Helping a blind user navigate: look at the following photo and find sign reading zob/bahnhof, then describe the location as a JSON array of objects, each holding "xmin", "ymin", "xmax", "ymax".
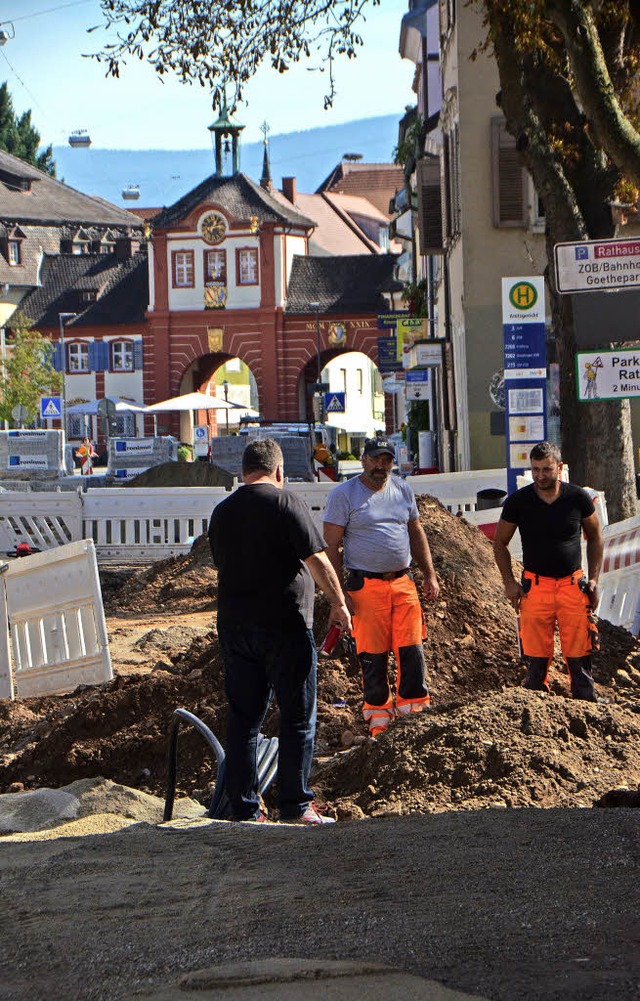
[{"xmin": 555, "ymin": 237, "xmax": 640, "ymax": 293}]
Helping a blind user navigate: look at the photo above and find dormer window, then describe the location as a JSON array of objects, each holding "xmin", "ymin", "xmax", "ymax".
[
  {"xmin": 3, "ymin": 225, "xmax": 25, "ymax": 266},
  {"xmin": 96, "ymin": 229, "xmax": 116, "ymax": 254},
  {"xmin": 82, "ymin": 291, "xmax": 97, "ymax": 303},
  {"xmin": 0, "ymin": 168, "xmax": 32, "ymax": 192},
  {"xmin": 72, "ymin": 228, "xmax": 91, "ymax": 255}
]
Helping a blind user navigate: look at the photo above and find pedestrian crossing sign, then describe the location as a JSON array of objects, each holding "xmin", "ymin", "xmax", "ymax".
[
  {"xmin": 324, "ymin": 392, "xmax": 345, "ymax": 413},
  {"xmin": 40, "ymin": 396, "xmax": 62, "ymax": 418}
]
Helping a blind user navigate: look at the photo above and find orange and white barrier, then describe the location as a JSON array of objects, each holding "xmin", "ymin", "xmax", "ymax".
[{"xmin": 598, "ymin": 515, "xmax": 640, "ymax": 634}]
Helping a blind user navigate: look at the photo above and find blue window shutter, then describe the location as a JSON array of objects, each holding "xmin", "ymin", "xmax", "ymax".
[
  {"xmin": 88, "ymin": 341, "xmax": 109, "ymax": 371},
  {"xmin": 51, "ymin": 343, "xmax": 64, "ymax": 372},
  {"xmin": 133, "ymin": 339, "xmax": 144, "ymax": 370}
]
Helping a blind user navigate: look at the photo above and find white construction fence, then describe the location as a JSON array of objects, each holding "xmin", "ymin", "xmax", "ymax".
[
  {"xmin": 0, "ymin": 539, "xmax": 112, "ymax": 700},
  {"xmin": 0, "ymin": 473, "xmax": 638, "ymax": 636}
]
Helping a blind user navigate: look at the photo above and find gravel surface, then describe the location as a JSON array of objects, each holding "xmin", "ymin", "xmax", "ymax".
[{"xmin": 1, "ymin": 809, "xmax": 639, "ymax": 1001}]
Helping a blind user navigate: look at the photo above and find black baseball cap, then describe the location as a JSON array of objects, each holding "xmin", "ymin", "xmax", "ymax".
[{"xmin": 362, "ymin": 437, "xmax": 395, "ymax": 458}]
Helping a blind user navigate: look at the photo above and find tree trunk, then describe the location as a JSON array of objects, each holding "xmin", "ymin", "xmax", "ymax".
[
  {"xmin": 487, "ymin": 10, "xmax": 637, "ymax": 524},
  {"xmin": 548, "ymin": 244, "xmax": 636, "ymax": 522}
]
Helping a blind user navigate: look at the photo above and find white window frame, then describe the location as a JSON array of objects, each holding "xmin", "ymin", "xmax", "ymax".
[
  {"xmin": 8, "ymin": 240, "xmax": 20, "ymax": 265},
  {"xmin": 204, "ymin": 249, "xmax": 227, "ymax": 282},
  {"xmin": 67, "ymin": 342, "xmax": 89, "ymax": 372},
  {"xmin": 112, "ymin": 341, "xmax": 134, "ymax": 372},
  {"xmin": 172, "ymin": 250, "xmax": 195, "ymax": 288},
  {"xmin": 237, "ymin": 248, "xmax": 259, "ymax": 286},
  {"xmin": 115, "ymin": 413, "xmax": 136, "ymax": 436}
]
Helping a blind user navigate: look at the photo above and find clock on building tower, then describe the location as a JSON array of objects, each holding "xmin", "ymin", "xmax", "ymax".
[{"xmin": 201, "ymin": 213, "xmax": 226, "ymax": 245}]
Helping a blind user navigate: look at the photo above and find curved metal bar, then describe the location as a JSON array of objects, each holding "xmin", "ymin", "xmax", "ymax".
[
  {"xmin": 163, "ymin": 708, "xmax": 225, "ymax": 822},
  {"xmin": 163, "ymin": 707, "xmax": 280, "ymax": 823}
]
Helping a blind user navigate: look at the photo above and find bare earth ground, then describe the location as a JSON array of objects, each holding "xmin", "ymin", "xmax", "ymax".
[{"xmin": 1, "ymin": 497, "xmax": 640, "ymax": 999}]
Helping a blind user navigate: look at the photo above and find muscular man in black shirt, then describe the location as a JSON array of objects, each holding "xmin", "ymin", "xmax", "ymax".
[{"xmin": 493, "ymin": 441, "xmax": 604, "ymax": 701}]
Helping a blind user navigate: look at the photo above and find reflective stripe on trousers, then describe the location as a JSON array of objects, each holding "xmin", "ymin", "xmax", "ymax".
[
  {"xmin": 519, "ymin": 570, "xmax": 598, "ymax": 701},
  {"xmin": 348, "ymin": 574, "xmax": 429, "ymax": 728}
]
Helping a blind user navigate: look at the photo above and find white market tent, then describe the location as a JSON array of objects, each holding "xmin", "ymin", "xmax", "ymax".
[
  {"xmin": 142, "ymin": 392, "xmax": 236, "ymax": 413},
  {"xmin": 66, "ymin": 397, "xmax": 146, "ymax": 415},
  {"xmin": 142, "ymin": 391, "xmax": 261, "ymax": 440}
]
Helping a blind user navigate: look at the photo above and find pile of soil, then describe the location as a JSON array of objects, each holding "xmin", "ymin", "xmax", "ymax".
[
  {"xmin": 1, "ymin": 495, "xmax": 639, "ymax": 818},
  {"xmin": 100, "ymin": 535, "xmax": 217, "ymax": 615},
  {"xmin": 123, "ymin": 461, "xmax": 234, "ymax": 489}
]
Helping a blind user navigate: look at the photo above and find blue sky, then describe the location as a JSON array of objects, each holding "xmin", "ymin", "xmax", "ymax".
[{"xmin": 1, "ymin": 0, "xmax": 415, "ymax": 150}]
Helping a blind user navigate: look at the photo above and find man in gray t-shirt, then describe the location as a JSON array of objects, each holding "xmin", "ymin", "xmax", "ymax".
[{"xmin": 324, "ymin": 437, "xmax": 439, "ymax": 737}]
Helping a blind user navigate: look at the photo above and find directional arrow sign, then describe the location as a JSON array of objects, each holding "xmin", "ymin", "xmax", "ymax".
[
  {"xmin": 40, "ymin": 396, "xmax": 61, "ymax": 419},
  {"xmin": 405, "ymin": 369, "xmax": 430, "ymax": 400}
]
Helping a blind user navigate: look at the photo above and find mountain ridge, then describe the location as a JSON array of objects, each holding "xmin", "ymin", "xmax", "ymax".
[{"xmin": 53, "ymin": 114, "xmax": 401, "ymax": 209}]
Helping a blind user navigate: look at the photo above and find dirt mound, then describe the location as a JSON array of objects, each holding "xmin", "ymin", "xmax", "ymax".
[
  {"xmin": 1, "ymin": 494, "xmax": 640, "ymax": 818},
  {"xmin": 101, "ymin": 534, "xmax": 217, "ymax": 615},
  {"xmin": 316, "ymin": 688, "xmax": 640, "ymax": 819},
  {"xmin": 123, "ymin": 461, "xmax": 234, "ymax": 489}
]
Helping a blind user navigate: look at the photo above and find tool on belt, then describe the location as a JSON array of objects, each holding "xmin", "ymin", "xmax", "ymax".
[{"xmin": 578, "ymin": 576, "xmax": 601, "ymax": 651}]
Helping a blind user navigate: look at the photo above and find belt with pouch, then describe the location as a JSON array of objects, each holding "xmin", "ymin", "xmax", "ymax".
[{"xmin": 358, "ymin": 568, "xmax": 410, "ymax": 581}]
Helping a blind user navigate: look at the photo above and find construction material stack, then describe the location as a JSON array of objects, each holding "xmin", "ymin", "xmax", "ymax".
[
  {"xmin": 0, "ymin": 430, "xmax": 66, "ymax": 491},
  {"xmin": 106, "ymin": 436, "xmax": 179, "ymax": 482}
]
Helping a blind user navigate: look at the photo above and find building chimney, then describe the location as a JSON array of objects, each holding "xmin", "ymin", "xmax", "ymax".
[
  {"xmin": 115, "ymin": 236, "xmax": 132, "ymax": 260},
  {"xmin": 282, "ymin": 177, "xmax": 297, "ymax": 204}
]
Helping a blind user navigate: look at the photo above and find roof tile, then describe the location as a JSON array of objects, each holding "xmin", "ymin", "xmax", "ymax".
[{"xmin": 285, "ymin": 254, "xmax": 402, "ymax": 314}]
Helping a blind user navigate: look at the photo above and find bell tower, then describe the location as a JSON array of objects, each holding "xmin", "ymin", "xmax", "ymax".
[{"xmin": 208, "ymin": 102, "xmax": 245, "ymax": 177}]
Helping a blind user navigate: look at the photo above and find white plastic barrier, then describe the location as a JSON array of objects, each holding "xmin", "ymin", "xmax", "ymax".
[
  {"xmin": 406, "ymin": 468, "xmax": 507, "ymax": 512},
  {"xmin": 82, "ymin": 486, "xmax": 230, "ymax": 562},
  {"xmin": 284, "ymin": 481, "xmax": 336, "ymax": 532},
  {"xmin": 0, "ymin": 539, "xmax": 112, "ymax": 699},
  {"xmin": 597, "ymin": 515, "xmax": 640, "ymax": 633},
  {"xmin": 0, "ymin": 491, "xmax": 82, "ymax": 553}
]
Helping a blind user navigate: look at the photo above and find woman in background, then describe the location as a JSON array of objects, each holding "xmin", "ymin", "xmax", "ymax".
[{"xmin": 76, "ymin": 436, "xmax": 98, "ymax": 475}]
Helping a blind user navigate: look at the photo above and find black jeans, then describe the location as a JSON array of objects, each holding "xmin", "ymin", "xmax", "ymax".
[{"xmin": 218, "ymin": 624, "xmax": 317, "ymax": 821}]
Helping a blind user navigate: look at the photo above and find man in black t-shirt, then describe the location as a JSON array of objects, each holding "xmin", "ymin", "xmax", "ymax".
[
  {"xmin": 493, "ymin": 441, "xmax": 604, "ymax": 701},
  {"xmin": 209, "ymin": 438, "xmax": 351, "ymax": 824}
]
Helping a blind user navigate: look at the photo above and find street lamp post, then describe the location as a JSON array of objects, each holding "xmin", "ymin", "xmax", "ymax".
[
  {"xmin": 308, "ymin": 301, "xmax": 322, "ymax": 422},
  {"xmin": 57, "ymin": 312, "xmax": 77, "ymax": 439},
  {"xmin": 222, "ymin": 379, "xmax": 229, "ymax": 435}
]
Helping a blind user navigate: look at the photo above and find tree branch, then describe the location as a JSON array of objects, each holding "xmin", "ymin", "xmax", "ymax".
[
  {"xmin": 92, "ymin": 0, "xmax": 379, "ymax": 111},
  {"xmin": 546, "ymin": 0, "xmax": 640, "ymax": 187}
]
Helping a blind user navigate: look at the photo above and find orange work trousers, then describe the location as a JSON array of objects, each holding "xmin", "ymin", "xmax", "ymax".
[
  {"xmin": 519, "ymin": 570, "xmax": 599, "ymax": 701},
  {"xmin": 347, "ymin": 572, "xmax": 429, "ymax": 729}
]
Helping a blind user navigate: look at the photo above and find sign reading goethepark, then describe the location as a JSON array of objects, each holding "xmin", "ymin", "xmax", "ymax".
[
  {"xmin": 555, "ymin": 237, "xmax": 640, "ymax": 293},
  {"xmin": 576, "ymin": 349, "xmax": 640, "ymax": 401}
]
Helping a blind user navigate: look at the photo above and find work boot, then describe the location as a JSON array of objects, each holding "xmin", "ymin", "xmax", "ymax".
[
  {"xmin": 363, "ymin": 705, "xmax": 394, "ymax": 736},
  {"xmin": 396, "ymin": 701, "xmax": 429, "ymax": 716},
  {"xmin": 369, "ymin": 725, "xmax": 388, "ymax": 738}
]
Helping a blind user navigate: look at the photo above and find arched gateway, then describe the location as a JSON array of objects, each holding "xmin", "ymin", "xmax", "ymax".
[{"xmin": 144, "ymin": 137, "xmax": 401, "ymax": 433}]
